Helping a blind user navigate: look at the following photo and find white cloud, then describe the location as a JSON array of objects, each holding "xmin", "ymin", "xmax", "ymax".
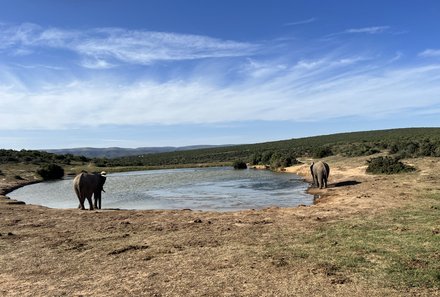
[
  {"xmin": 1, "ymin": 56, "xmax": 440, "ymax": 130},
  {"xmin": 1, "ymin": 23, "xmax": 439, "ymax": 131},
  {"xmin": 80, "ymin": 59, "xmax": 115, "ymax": 69},
  {"xmin": 419, "ymin": 49, "xmax": 440, "ymax": 57},
  {"xmin": 284, "ymin": 18, "xmax": 317, "ymax": 26},
  {"xmin": 389, "ymin": 52, "xmax": 403, "ymax": 63},
  {"xmin": 0, "ymin": 23, "xmax": 260, "ymax": 66},
  {"xmin": 345, "ymin": 26, "xmax": 390, "ymax": 34}
]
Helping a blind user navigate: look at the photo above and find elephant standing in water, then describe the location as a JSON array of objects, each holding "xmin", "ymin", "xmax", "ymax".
[
  {"xmin": 73, "ymin": 171, "xmax": 107, "ymax": 210},
  {"xmin": 310, "ymin": 161, "xmax": 330, "ymax": 189}
]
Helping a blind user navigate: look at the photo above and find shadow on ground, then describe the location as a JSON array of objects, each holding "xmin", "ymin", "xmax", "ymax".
[{"xmin": 332, "ymin": 180, "xmax": 362, "ymax": 187}]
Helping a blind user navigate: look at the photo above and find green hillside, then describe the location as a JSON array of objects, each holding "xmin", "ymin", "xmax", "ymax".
[
  {"xmin": 97, "ymin": 128, "xmax": 440, "ymax": 168},
  {"xmin": 2, "ymin": 128, "xmax": 439, "ymax": 170}
]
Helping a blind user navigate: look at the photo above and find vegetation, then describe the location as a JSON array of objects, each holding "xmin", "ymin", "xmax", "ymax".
[
  {"xmin": 96, "ymin": 128, "xmax": 440, "ymax": 168},
  {"xmin": 366, "ymin": 156, "xmax": 416, "ymax": 174},
  {"xmin": 36, "ymin": 164, "xmax": 65, "ymax": 180},
  {"xmin": 0, "ymin": 149, "xmax": 89, "ymax": 165},
  {"xmin": 265, "ymin": 191, "xmax": 440, "ymax": 288},
  {"xmin": 233, "ymin": 160, "xmax": 247, "ymax": 169},
  {"xmin": 1, "ymin": 128, "xmax": 439, "ymax": 173}
]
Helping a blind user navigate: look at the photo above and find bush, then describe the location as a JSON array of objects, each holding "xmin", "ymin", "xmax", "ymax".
[
  {"xmin": 340, "ymin": 143, "xmax": 381, "ymax": 157},
  {"xmin": 233, "ymin": 160, "xmax": 247, "ymax": 170},
  {"xmin": 37, "ymin": 164, "xmax": 65, "ymax": 180},
  {"xmin": 312, "ymin": 146, "xmax": 333, "ymax": 158},
  {"xmin": 366, "ymin": 157, "xmax": 415, "ymax": 174}
]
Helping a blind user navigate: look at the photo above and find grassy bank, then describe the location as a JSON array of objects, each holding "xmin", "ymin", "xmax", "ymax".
[{"xmin": 264, "ymin": 190, "xmax": 440, "ymax": 289}]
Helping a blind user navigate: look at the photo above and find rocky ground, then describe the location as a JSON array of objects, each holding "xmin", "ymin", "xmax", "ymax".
[{"xmin": 0, "ymin": 156, "xmax": 439, "ymax": 296}]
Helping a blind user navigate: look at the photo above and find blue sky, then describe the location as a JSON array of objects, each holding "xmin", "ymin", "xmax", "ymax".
[{"xmin": 1, "ymin": 1, "xmax": 440, "ymax": 149}]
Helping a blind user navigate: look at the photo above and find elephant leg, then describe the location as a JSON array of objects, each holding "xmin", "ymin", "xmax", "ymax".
[
  {"xmin": 77, "ymin": 196, "xmax": 86, "ymax": 210},
  {"xmin": 86, "ymin": 195, "xmax": 94, "ymax": 210},
  {"xmin": 93, "ymin": 194, "xmax": 101, "ymax": 209},
  {"xmin": 95, "ymin": 198, "xmax": 101, "ymax": 209}
]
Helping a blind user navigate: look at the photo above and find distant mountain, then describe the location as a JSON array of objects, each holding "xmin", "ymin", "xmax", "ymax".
[{"xmin": 44, "ymin": 145, "xmax": 232, "ymax": 159}]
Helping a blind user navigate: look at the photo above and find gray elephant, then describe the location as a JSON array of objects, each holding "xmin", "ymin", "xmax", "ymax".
[
  {"xmin": 310, "ymin": 161, "xmax": 330, "ymax": 189},
  {"xmin": 73, "ymin": 171, "xmax": 107, "ymax": 210}
]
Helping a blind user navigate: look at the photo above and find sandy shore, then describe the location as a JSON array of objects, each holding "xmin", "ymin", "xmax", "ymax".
[{"xmin": 1, "ymin": 156, "xmax": 439, "ymax": 296}]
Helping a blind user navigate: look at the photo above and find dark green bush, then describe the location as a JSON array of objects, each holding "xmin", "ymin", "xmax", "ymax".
[
  {"xmin": 37, "ymin": 164, "xmax": 65, "ymax": 180},
  {"xmin": 270, "ymin": 154, "xmax": 301, "ymax": 168},
  {"xmin": 366, "ymin": 157, "xmax": 415, "ymax": 174},
  {"xmin": 340, "ymin": 143, "xmax": 381, "ymax": 157},
  {"xmin": 233, "ymin": 160, "xmax": 247, "ymax": 170},
  {"xmin": 312, "ymin": 146, "xmax": 333, "ymax": 158},
  {"xmin": 261, "ymin": 151, "xmax": 273, "ymax": 164},
  {"xmin": 249, "ymin": 153, "xmax": 263, "ymax": 165}
]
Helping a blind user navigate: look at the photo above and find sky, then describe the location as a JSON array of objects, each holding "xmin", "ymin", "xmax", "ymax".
[{"xmin": 1, "ymin": 0, "xmax": 440, "ymax": 150}]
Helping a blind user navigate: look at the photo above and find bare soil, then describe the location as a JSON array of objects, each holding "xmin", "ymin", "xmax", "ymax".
[{"xmin": 1, "ymin": 156, "xmax": 439, "ymax": 296}]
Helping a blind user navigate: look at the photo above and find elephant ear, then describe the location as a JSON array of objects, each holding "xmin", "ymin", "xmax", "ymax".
[{"xmin": 98, "ymin": 172, "xmax": 107, "ymax": 188}]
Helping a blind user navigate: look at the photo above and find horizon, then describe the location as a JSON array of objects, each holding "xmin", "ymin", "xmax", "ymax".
[
  {"xmin": 34, "ymin": 126, "xmax": 440, "ymax": 151},
  {"xmin": 1, "ymin": 1, "xmax": 440, "ymax": 150}
]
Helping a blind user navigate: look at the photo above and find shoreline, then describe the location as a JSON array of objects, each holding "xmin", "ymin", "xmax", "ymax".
[{"xmin": 1, "ymin": 156, "xmax": 439, "ymax": 296}]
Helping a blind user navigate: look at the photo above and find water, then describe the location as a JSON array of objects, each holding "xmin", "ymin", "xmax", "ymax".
[{"xmin": 9, "ymin": 167, "xmax": 312, "ymax": 211}]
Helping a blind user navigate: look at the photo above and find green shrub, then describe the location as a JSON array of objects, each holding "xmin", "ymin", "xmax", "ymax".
[
  {"xmin": 261, "ymin": 151, "xmax": 273, "ymax": 164},
  {"xmin": 340, "ymin": 143, "xmax": 381, "ymax": 157},
  {"xmin": 312, "ymin": 146, "xmax": 333, "ymax": 158},
  {"xmin": 233, "ymin": 160, "xmax": 247, "ymax": 170},
  {"xmin": 366, "ymin": 157, "xmax": 415, "ymax": 174},
  {"xmin": 249, "ymin": 153, "xmax": 263, "ymax": 165},
  {"xmin": 37, "ymin": 164, "xmax": 65, "ymax": 180}
]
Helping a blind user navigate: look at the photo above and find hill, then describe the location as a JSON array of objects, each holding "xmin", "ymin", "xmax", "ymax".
[
  {"xmin": 44, "ymin": 145, "xmax": 231, "ymax": 159},
  {"xmin": 97, "ymin": 127, "xmax": 440, "ymax": 168},
  {"xmin": 2, "ymin": 128, "xmax": 440, "ymax": 169}
]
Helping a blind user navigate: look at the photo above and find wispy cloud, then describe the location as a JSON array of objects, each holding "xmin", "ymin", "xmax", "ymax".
[
  {"xmin": 80, "ymin": 59, "xmax": 115, "ymax": 69},
  {"xmin": 419, "ymin": 49, "xmax": 440, "ymax": 58},
  {"xmin": 284, "ymin": 18, "xmax": 316, "ymax": 26},
  {"xmin": 323, "ymin": 26, "xmax": 391, "ymax": 39},
  {"xmin": 0, "ymin": 23, "xmax": 260, "ymax": 66},
  {"xmin": 389, "ymin": 51, "xmax": 403, "ymax": 63},
  {"xmin": 1, "ymin": 22, "xmax": 439, "ymax": 132},
  {"xmin": 1, "ymin": 53, "xmax": 440, "ymax": 130},
  {"xmin": 345, "ymin": 26, "xmax": 390, "ymax": 34}
]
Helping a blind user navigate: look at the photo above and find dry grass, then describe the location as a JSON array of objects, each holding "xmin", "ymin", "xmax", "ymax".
[{"xmin": 0, "ymin": 157, "xmax": 439, "ymax": 296}]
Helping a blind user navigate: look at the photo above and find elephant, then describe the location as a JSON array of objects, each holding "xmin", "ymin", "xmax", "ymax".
[
  {"xmin": 310, "ymin": 161, "xmax": 330, "ymax": 189},
  {"xmin": 73, "ymin": 171, "xmax": 107, "ymax": 210}
]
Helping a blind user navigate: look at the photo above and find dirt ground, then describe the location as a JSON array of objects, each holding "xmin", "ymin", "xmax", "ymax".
[{"xmin": 0, "ymin": 156, "xmax": 439, "ymax": 296}]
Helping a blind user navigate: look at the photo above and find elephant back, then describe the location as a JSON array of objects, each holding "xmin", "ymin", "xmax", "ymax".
[{"xmin": 313, "ymin": 161, "xmax": 330, "ymax": 177}]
